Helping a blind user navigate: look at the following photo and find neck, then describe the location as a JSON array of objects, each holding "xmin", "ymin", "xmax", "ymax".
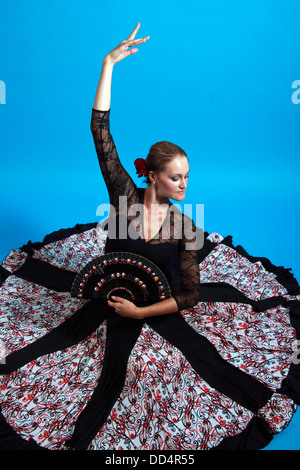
[{"xmin": 144, "ymin": 185, "xmax": 169, "ymax": 209}]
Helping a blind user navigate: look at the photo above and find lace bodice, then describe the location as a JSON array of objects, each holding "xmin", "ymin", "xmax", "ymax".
[{"xmin": 90, "ymin": 108, "xmax": 200, "ymax": 310}]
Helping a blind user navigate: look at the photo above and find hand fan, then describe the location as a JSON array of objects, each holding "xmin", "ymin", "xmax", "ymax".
[{"xmin": 71, "ymin": 251, "xmax": 171, "ymax": 307}]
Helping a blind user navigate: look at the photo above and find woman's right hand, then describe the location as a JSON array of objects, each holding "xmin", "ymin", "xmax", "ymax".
[{"xmin": 104, "ymin": 23, "xmax": 150, "ymax": 66}]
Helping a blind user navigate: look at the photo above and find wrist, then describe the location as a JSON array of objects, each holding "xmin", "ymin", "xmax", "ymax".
[
  {"xmin": 135, "ymin": 306, "xmax": 145, "ymax": 320},
  {"xmin": 102, "ymin": 55, "xmax": 115, "ymax": 68}
]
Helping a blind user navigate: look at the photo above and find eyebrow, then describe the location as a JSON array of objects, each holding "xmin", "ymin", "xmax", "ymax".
[{"xmin": 170, "ymin": 170, "xmax": 190, "ymax": 176}]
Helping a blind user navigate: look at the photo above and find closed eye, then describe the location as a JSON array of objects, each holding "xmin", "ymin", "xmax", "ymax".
[{"xmin": 171, "ymin": 175, "xmax": 189, "ymax": 182}]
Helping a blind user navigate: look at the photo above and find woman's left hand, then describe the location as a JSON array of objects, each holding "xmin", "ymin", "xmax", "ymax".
[{"xmin": 107, "ymin": 296, "xmax": 144, "ymax": 320}]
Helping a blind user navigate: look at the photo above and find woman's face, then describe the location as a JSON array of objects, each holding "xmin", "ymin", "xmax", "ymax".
[{"xmin": 154, "ymin": 155, "xmax": 190, "ymax": 201}]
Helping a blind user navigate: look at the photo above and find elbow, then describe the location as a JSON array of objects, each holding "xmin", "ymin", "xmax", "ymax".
[
  {"xmin": 90, "ymin": 120, "xmax": 96, "ymax": 135},
  {"xmin": 174, "ymin": 288, "xmax": 200, "ymax": 312}
]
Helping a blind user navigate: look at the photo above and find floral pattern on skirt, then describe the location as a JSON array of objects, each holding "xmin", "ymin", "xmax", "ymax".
[{"xmin": 0, "ymin": 224, "xmax": 299, "ymax": 450}]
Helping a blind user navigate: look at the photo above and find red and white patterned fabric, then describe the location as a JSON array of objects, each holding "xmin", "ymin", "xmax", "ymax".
[{"xmin": 0, "ymin": 225, "xmax": 299, "ymax": 450}]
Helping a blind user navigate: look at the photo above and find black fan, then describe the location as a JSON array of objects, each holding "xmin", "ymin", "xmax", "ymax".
[{"xmin": 71, "ymin": 251, "xmax": 171, "ymax": 307}]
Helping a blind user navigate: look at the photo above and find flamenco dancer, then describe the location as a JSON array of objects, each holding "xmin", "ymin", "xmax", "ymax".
[{"xmin": 0, "ymin": 24, "xmax": 300, "ymax": 451}]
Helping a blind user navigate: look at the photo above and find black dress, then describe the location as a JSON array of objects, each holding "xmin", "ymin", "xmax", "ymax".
[{"xmin": 0, "ymin": 109, "xmax": 300, "ymax": 451}]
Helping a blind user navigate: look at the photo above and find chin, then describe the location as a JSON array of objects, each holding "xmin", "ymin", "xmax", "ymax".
[{"xmin": 172, "ymin": 192, "xmax": 186, "ymax": 201}]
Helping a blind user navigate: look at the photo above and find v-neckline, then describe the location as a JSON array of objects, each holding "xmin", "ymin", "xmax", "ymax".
[{"xmin": 141, "ymin": 189, "xmax": 171, "ymax": 244}]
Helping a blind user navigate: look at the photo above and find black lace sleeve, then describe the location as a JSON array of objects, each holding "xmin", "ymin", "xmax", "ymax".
[
  {"xmin": 90, "ymin": 108, "xmax": 137, "ymax": 209},
  {"xmin": 173, "ymin": 217, "xmax": 200, "ymax": 311}
]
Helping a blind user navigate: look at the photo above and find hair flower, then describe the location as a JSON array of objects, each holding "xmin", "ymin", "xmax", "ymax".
[{"xmin": 134, "ymin": 158, "xmax": 148, "ymax": 178}]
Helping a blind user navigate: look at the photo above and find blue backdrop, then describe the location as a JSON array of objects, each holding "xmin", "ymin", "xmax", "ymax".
[{"xmin": 1, "ymin": 0, "xmax": 299, "ymax": 450}]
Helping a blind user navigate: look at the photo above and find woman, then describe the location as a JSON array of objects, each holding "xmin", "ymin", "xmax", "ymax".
[
  {"xmin": 92, "ymin": 23, "xmax": 200, "ymax": 320},
  {"xmin": 0, "ymin": 24, "xmax": 300, "ymax": 451}
]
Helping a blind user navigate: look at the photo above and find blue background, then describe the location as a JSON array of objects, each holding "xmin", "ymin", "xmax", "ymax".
[{"xmin": 0, "ymin": 0, "xmax": 299, "ymax": 450}]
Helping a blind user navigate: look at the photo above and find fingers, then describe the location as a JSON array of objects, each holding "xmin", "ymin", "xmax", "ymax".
[
  {"xmin": 126, "ymin": 48, "xmax": 138, "ymax": 57},
  {"xmin": 125, "ymin": 23, "xmax": 150, "ymax": 49},
  {"xmin": 111, "ymin": 295, "xmax": 122, "ymax": 302},
  {"xmin": 127, "ymin": 22, "xmax": 140, "ymax": 40},
  {"xmin": 108, "ymin": 295, "xmax": 124, "ymax": 305},
  {"xmin": 107, "ymin": 296, "xmax": 126, "ymax": 315},
  {"xmin": 123, "ymin": 37, "xmax": 150, "ymax": 51}
]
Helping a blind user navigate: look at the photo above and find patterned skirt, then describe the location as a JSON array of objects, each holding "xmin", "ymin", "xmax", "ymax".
[{"xmin": 0, "ymin": 222, "xmax": 299, "ymax": 451}]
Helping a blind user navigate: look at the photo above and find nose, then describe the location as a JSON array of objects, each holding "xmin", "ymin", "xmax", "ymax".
[{"xmin": 179, "ymin": 178, "xmax": 187, "ymax": 189}]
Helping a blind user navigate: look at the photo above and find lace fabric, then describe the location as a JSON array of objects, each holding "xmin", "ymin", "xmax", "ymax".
[{"xmin": 90, "ymin": 108, "xmax": 200, "ymax": 311}]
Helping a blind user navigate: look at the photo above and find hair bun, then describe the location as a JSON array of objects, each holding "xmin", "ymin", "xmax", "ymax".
[{"xmin": 134, "ymin": 158, "xmax": 148, "ymax": 178}]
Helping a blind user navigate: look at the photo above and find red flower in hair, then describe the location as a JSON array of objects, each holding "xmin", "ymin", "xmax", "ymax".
[{"xmin": 134, "ymin": 158, "xmax": 148, "ymax": 178}]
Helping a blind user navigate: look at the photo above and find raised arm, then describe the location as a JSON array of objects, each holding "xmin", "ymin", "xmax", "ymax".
[
  {"xmin": 93, "ymin": 23, "xmax": 150, "ymax": 111},
  {"xmin": 90, "ymin": 24, "xmax": 150, "ymax": 208}
]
